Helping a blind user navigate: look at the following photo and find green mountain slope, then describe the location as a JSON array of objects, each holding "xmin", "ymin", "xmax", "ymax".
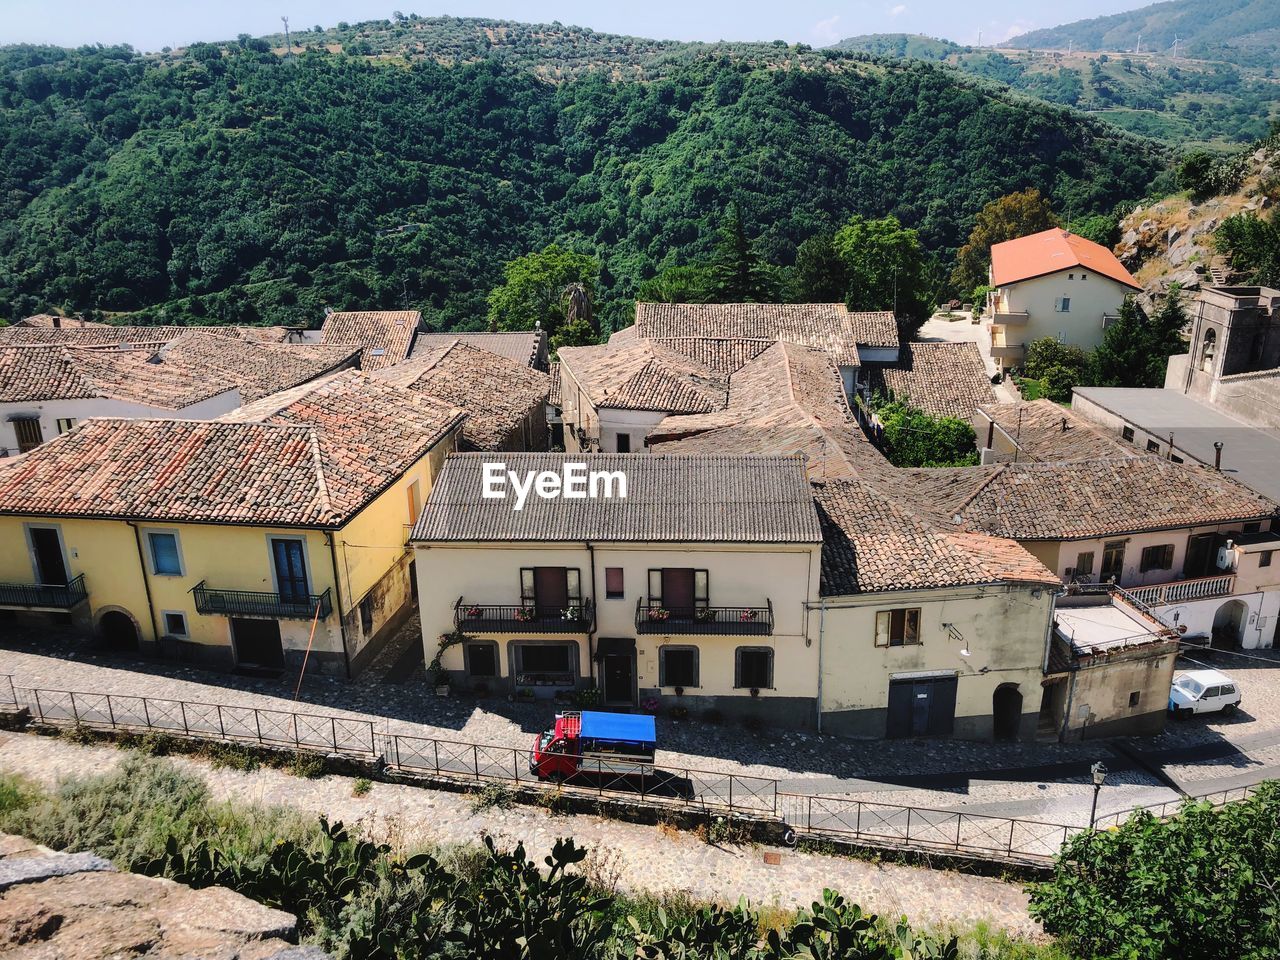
[
  {"xmin": 829, "ymin": 31, "xmax": 1279, "ymax": 146},
  {"xmin": 0, "ymin": 27, "xmax": 1167, "ymax": 329},
  {"xmin": 1003, "ymin": 0, "xmax": 1280, "ymax": 66}
]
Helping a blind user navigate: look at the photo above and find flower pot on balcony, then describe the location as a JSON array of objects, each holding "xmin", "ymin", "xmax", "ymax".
[
  {"xmin": 514, "ymin": 608, "xmax": 536, "ymax": 623},
  {"xmin": 465, "ymin": 607, "xmax": 484, "ymax": 619},
  {"xmin": 647, "ymin": 608, "xmax": 670, "ymax": 622}
]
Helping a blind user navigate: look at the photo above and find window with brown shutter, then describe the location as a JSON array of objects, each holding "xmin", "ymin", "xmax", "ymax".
[
  {"xmin": 12, "ymin": 418, "xmax": 43, "ymax": 453},
  {"xmin": 605, "ymin": 567, "xmax": 624, "ymax": 599}
]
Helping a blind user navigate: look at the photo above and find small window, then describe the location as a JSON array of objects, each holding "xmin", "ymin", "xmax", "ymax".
[
  {"xmin": 359, "ymin": 595, "xmax": 374, "ymax": 636},
  {"xmin": 875, "ymin": 608, "xmax": 921, "ymax": 647},
  {"xmin": 406, "ymin": 479, "xmax": 422, "ymax": 524},
  {"xmin": 163, "ymin": 611, "xmax": 188, "ymax": 637},
  {"xmin": 1261, "ymin": 551, "xmax": 1274, "ymax": 568},
  {"xmin": 735, "ymin": 647, "xmax": 773, "ymax": 689},
  {"xmin": 1068, "ymin": 273, "xmax": 1074, "ymax": 280},
  {"xmin": 605, "ymin": 567, "xmax": 624, "ymax": 599},
  {"xmin": 1170, "ymin": 454, "xmax": 1184, "ymax": 464},
  {"xmin": 1081, "ymin": 273, "xmax": 1087, "ymax": 280},
  {"xmin": 616, "ymin": 433, "xmax": 631, "ymax": 453},
  {"xmin": 1128, "ymin": 691, "xmax": 1140, "ymax": 708},
  {"xmin": 1121, "ymin": 426, "xmax": 1135, "ymax": 443},
  {"xmin": 1244, "ymin": 522, "xmax": 1262, "ymax": 534},
  {"xmin": 465, "ymin": 642, "xmax": 498, "ymax": 678},
  {"xmin": 1140, "ymin": 544, "xmax": 1174, "ymax": 572},
  {"xmin": 55, "ymin": 418, "xmax": 76, "ymax": 435},
  {"xmin": 659, "ymin": 646, "xmax": 699, "ymax": 688},
  {"xmin": 147, "ymin": 531, "xmax": 183, "ymax": 576},
  {"xmin": 1146, "ymin": 439, "xmax": 1161, "ymax": 453},
  {"xmin": 1056, "ymin": 297, "xmax": 1071, "ymax": 313},
  {"xmin": 1075, "ymin": 552, "xmax": 1095, "ymax": 577}
]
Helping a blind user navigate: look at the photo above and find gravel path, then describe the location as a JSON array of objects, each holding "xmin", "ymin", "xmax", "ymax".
[{"xmin": 0, "ymin": 730, "xmax": 1045, "ymax": 940}]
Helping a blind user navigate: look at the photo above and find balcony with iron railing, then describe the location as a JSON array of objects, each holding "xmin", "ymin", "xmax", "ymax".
[
  {"xmin": 191, "ymin": 581, "xmax": 333, "ymax": 621},
  {"xmin": 454, "ymin": 597, "xmax": 595, "ymax": 633},
  {"xmin": 0, "ymin": 573, "xmax": 88, "ymax": 611},
  {"xmin": 1125, "ymin": 574, "xmax": 1236, "ymax": 607},
  {"xmin": 635, "ymin": 599, "xmax": 774, "ymax": 636}
]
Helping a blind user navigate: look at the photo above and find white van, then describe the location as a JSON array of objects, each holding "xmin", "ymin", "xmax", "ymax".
[{"xmin": 1169, "ymin": 669, "xmax": 1242, "ymax": 719}]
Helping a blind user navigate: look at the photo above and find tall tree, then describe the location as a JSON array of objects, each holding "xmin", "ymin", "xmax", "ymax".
[
  {"xmin": 706, "ymin": 203, "xmax": 774, "ymax": 302},
  {"xmin": 1216, "ymin": 212, "xmax": 1280, "ymax": 288},
  {"xmin": 832, "ymin": 215, "xmax": 927, "ymax": 320},
  {"xmin": 486, "ymin": 244, "xmax": 599, "ymax": 338},
  {"xmin": 789, "ymin": 232, "xmax": 849, "ymax": 303},
  {"xmin": 1090, "ymin": 293, "xmax": 1189, "ymax": 388},
  {"xmin": 952, "ymin": 189, "xmax": 1059, "ymax": 293}
]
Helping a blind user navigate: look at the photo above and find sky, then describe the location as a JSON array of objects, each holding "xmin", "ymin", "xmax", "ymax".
[{"xmin": 0, "ymin": 0, "xmax": 1159, "ymax": 53}]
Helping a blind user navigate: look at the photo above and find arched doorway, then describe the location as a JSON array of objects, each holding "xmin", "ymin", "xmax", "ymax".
[
  {"xmin": 1212, "ymin": 599, "xmax": 1249, "ymax": 649},
  {"xmin": 993, "ymin": 683, "xmax": 1023, "ymax": 741},
  {"xmin": 99, "ymin": 610, "xmax": 139, "ymax": 652}
]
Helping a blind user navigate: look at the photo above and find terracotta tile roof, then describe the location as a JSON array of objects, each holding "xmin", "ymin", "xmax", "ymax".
[
  {"xmin": 0, "ymin": 345, "xmax": 235, "ymax": 408},
  {"xmin": 644, "ymin": 337, "xmax": 776, "ymax": 374},
  {"xmin": 319, "ymin": 311, "xmax": 419, "ymax": 370},
  {"xmin": 990, "ymin": 229, "xmax": 1140, "ymax": 290},
  {"xmin": 375, "ymin": 340, "xmax": 550, "ymax": 451},
  {"xmin": 412, "ymin": 453, "xmax": 822, "ymax": 544},
  {"xmin": 410, "ymin": 330, "xmax": 547, "ymax": 369},
  {"xmin": 0, "ymin": 371, "xmax": 464, "ymax": 527},
  {"xmin": 0, "ymin": 324, "xmax": 293, "ymax": 347},
  {"xmin": 154, "ymin": 332, "xmax": 360, "ymax": 401},
  {"xmin": 869, "ymin": 342, "xmax": 997, "ymax": 420},
  {"xmin": 633, "ymin": 302, "xmax": 897, "ymax": 364},
  {"xmin": 814, "ymin": 477, "xmax": 1058, "ymax": 595},
  {"xmin": 649, "ymin": 342, "xmax": 892, "ymax": 484},
  {"xmin": 548, "ymin": 362, "xmax": 561, "ymax": 406},
  {"xmin": 977, "ymin": 400, "xmax": 1136, "ymax": 462},
  {"xmin": 15, "ymin": 314, "xmax": 109, "ymax": 329},
  {"xmin": 557, "ymin": 340, "xmax": 728, "ymax": 414},
  {"xmin": 900, "ymin": 458, "xmax": 1278, "ymax": 540}
]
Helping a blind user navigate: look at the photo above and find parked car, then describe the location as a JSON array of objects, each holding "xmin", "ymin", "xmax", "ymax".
[{"xmin": 1169, "ymin": 669, "xmax": 1242, "ymax": 718}]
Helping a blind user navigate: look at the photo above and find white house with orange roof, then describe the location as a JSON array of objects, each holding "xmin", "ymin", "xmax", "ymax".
[{"xmin": 986, "ymin": 228, "xmax": 1142, "ymax": 373}]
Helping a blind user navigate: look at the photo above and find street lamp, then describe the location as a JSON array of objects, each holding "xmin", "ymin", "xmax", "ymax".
[{"xmin": 1089, "ymin": 761, "xmax": 1108, "ymax": 828}]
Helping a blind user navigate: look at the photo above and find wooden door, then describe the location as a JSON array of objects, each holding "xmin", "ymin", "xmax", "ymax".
[
  {"xmin": 534, "ymin": 567, "xmax": 569, "ymax": 616},
  {"xmin": 661, "ymin": 568, "xmax": 695, "ymax": 616},
  {"xmin": 30, "ymin": 528, "xmax": 68, "ymax": 585}
]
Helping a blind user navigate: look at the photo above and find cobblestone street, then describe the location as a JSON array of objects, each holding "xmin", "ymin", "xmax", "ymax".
[
  {"xmin": 0, "ymin": 729, "xmax": 1046, "ymax": 940},
  {"xmin": 4, "ymin": 623, "xmax": 1280, "ymax": 827}
]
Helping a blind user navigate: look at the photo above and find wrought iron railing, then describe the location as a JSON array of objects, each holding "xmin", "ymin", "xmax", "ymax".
[
  {"xmin": 16, "ymin": 676, "xmax": 1264, "ymax": 865},
  {"xmin": 635, "ymin": 599, "xmax": 774, "ymax": 636},
  {"xmin": 454, "ymin": 597, "xmax": 594, "ymax": 633},
  {"xmin": 191, "ymin": 580, "xmax": 332, "ymax": 620},
  {"xmin": 0, "ymin": 573, "xmax": 88, "ymax": 610}
]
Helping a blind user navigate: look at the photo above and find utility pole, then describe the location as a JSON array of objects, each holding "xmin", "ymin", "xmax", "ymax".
[{"xmin": 281, "ymin": 16, "xmax": 294, "ymax": 59}]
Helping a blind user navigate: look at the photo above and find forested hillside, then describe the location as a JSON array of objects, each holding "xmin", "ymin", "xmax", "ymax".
[
  {"xmin": 0, "ymin": 30, "xmax": 1167, "ymax": 330},
  {"xmin": 832, "ymin": 33, "xmax": 1279, "ymax": 146},
  {"xmin": 1004, "ymin": 0, "xmax": 1280, "ymax": 67}
]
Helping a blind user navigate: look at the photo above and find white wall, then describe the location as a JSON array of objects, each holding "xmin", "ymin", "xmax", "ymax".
[
  {"xmin": 0, "ymin": 390, "xmax": 241, "ymax": 457},
  {"xmin": 992, "ymin": 269, "xmax": 1130, "ymax": 367}
]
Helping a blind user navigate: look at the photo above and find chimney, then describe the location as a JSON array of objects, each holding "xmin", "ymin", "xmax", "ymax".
[
  {"xmin": 1214, "ymin": 441, "xmax": 1224, "ymax": 470},
  {"xmin": 985, "ymin": 418, "xmax": 995, "ymax": 450}
]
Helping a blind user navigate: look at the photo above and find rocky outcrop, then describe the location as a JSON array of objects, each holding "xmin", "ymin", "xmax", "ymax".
[
  {"xmin": 0, "ymin": 833, "xmax": 328, "ymax": 960},
  {"xmin": 1115, "ymin": 141, "xmax": 1279, "ymax": 304}
]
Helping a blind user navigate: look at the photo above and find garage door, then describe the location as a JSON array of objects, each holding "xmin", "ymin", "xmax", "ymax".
[{"xmin": 886, "ymin": 675, "xmax": 957, "ymax": 738}]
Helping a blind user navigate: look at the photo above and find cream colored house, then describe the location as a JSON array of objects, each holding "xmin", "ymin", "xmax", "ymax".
[
  {"xmin": 412, "ymin": 453, "xmax": 823, "ymax": 725},
  {"xmin": 904, "ymin": 457, "xmax": 1280, "ymax": 650},
  {"xmin": 986, "ymin": 229, "xmax": 1141, "ymax": 373},
  {"xmin": 811, "ymin": 477, "xmax": 1059, "ymax": 740}
]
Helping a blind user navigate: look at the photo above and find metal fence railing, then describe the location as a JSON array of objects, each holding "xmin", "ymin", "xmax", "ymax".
[
  {"xmin": 11, "ymin": 675, "xmax": 1259, "ymax": 864},
  {"xmin": 1092, "ymin": 783, "xmax": 1263, "ymax": 829}
]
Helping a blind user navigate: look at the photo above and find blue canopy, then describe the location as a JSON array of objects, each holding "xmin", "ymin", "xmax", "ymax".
[{"xmin": 579, "ymin": 711, "xmax": 656, "ymax": 745}]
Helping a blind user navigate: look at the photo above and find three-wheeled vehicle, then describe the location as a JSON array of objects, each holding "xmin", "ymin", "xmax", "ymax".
[{"xmin": 530, "ymin": 710, "xmax": 656, "ymax": 782}]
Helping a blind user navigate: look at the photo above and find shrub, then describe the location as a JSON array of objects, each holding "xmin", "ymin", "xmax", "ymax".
[
  {"xmin": 1028, "ymin": 782, "xmax": 1280, "ymax": 960},
  {"xmin": 202, "ymin": 742, "xmax": 260, "ymax": 771},
  {"xmin": 469, "ymin": 782, "xmax": 514, "ymax": 813},
  {"xmin": 288, "ymin": 752, "xmax": 327, "ymax": 780},
  {"xmin": 874, "ymin": 398, "xmax": 979, "ymax": 467},
  {"xmin": 351, "ymin": 777, "xmax": 372, "ymax": 797}
]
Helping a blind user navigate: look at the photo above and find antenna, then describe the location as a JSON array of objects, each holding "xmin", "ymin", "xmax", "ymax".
[{"xmin": 281, "ymin": 16, "xmax": 294, "ymax": 59}]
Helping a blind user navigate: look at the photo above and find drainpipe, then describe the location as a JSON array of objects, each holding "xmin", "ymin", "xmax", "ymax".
[
  {"xmin": 127, "ymin": 521, "xmax": 161, "ymax": 646},
  {"xmin": 1041, "ymin": 589, "xmax": 1059, "ymax": 676},
  {"xmin": 815, "ymin": 598, "xmax": 826, "ymax": 734},
  {"xmin": 326, "ymin": 532, "xmax": 352, "ymax": 680},
  {"xmin": 585, "ymin": 541, "xmax": 598, "ymax": 686}
]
